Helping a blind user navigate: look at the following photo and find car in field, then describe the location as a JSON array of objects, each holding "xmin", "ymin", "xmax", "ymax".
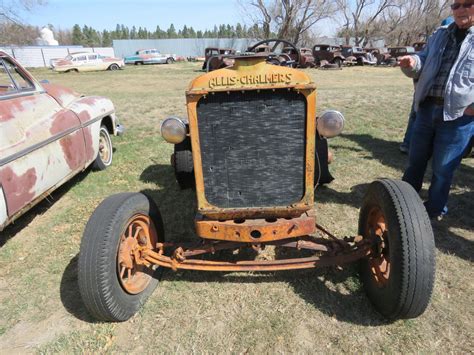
[
  {"xmin": 312, "ymin": 44, "xmax": 345, "ymax": 68},
  {"xmin": 281, "ymin": 47, "xmax": 315, "ymax": 68},
  {"xmin": 52, "ymin": 52, "xmax": 125, "ymax": 72},
  {"xmin": 202, "ymin": 47, "xmax": 236, "ymax": 72},
  {"xmin": 388, "ymin": 46, "xmax": 416, "ymax": 63},
  {"xmin": 78, "ymin": 39, "xmax": 435, "ymax": 323},
  {"xmin": 0, "ymin": 51, "xmax": 124, "ymax": 232},
  {"xmin": 124, "ymin": 49, "xmax": 176, "ymax": 65},
  {"xmin": 341, "ymin": 46, "xmax": 377, "ymax": 65}
]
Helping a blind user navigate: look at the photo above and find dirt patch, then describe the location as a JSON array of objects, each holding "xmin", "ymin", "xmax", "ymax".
[{"xmin": 0, "ymin": 312, "xmax": 71, "ymax": 351}]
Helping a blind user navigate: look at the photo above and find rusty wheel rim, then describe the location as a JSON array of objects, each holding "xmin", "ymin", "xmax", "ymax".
[
  {"xmin": 117, "ymin": 214, "xmax": 157, "ymax": 294},
  {"xmin": 366, "ymin": 207, "xmax": 390, "ymax": 287},
  {"xmin": 98, "ymin": 130, "xmax": 112, "ymax": 165}
]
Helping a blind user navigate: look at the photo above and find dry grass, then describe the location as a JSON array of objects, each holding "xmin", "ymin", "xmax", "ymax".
[{"xmin": 0, "ymin": 63, "xmax": 472, "ymax": 353}]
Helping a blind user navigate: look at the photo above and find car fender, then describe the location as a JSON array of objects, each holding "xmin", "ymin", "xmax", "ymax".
[
  {"xmin": 0, "ymin": 185, "xmax": 7, "ymax": 231},
  {"xmin": 67, "ymin": 96, "xmax": 116, "ymax": 165}
]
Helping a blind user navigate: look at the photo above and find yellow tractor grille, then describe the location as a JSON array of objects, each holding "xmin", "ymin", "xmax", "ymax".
[{"xmin": 196, "ymin": 89, "xmax": 307, "ymax": 208}]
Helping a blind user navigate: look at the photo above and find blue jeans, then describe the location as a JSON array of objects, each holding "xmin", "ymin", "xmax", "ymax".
[
  {"xmin": 402, "ymin": 101, "xmax": 474, "ymax": 218},
  {"xmin": 401, "ymin": 101, "xmax": 417, "ymax": 149}
]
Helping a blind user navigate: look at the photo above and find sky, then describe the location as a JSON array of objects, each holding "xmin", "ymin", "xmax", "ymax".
[{"xmin": 19, "ymin": 0, "xmax": 334, "ymax": 35}]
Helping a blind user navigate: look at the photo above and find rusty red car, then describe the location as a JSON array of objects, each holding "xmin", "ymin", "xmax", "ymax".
[{"xmin": 0, "ymin": 51, "xmax": 124, "ymax": 232}]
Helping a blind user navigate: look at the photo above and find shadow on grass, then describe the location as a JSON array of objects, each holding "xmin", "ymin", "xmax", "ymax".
[
  {"xmin": 0, "ymin": 171, "xmax": 89, "ymax": 247},
  {"xmin": 60, "ymin": 158, "xmax": 472, "ymax": 324},
  {"xmin": 160, "ymin": 267, "xmax": 388, "ymax": 326},
  {"xmin": 340, "ymin": 133, "xmax": 474, "ymax": 262},
  {"xmin": 60, "ymin": 254, "xmax": 99, "ymax": 323}
]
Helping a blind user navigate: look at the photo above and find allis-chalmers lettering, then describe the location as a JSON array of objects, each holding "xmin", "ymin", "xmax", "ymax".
[{"xmin": 209, "ymin": 73, "xmax": 292, "ymax": 89}]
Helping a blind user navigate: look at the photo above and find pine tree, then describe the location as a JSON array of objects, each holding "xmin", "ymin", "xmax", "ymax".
[
  {"xmin": 167, "ymin": 24, "xmax": 177, "ymax": 38},
  {"xmin": 72, "ymin": 24, "xmax": 83, "ymax": 45}
]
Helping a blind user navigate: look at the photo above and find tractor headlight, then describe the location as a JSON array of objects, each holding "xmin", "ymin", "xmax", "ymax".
[
  {"xmin": 317, "ymin": 110, "xmax": 345, "ymax": 138},
  {"xmin": 161, "ymin": 117, "xmax": 187, "ymax": 144}
]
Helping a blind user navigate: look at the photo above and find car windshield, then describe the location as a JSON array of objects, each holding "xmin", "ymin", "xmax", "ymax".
[{"xmin": 341, "ymin": 48, "xmax": 352, "ymax": 56}]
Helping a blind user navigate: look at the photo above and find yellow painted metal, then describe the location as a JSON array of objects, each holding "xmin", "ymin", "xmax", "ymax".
[{"xmin": 186, "ymin": 57, "xmax": 317, "ymax": 220}]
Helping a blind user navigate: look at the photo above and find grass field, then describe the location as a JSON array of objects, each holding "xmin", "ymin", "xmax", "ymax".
[{"xmin": 0, "ymin": 62, "xmax": 472, "ymax": 353}]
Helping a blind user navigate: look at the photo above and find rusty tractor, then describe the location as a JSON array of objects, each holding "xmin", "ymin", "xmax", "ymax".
[{"xmin": 78, "ymin": 49, "xmax": 435, "ymax": 322}]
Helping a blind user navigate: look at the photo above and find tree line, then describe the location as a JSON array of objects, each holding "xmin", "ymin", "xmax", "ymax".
[
  {"xmin": 1, "ymin": 0, "xmax": 452, "ymax": 47},
  {"xmin": 68, "ymin": 23, "xmax": 267, "ymax": 47}
]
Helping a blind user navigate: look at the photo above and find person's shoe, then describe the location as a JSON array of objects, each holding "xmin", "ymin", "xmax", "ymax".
[
  {"xmin": 399, "ymin": 144, "xmax": 409, "ymax": 154},
  {"xmin": 428, "ymin": 205, "xmax": 448, "ymax": 222}
]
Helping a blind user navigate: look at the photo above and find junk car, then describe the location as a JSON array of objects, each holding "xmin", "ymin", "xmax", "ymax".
[
  {"xmin": 388, "ymin": 46, "xmax": 416, "ymax": 63},
  {"xmin": 341, "ymin": 46, "xmax": 377, "ymax": 66},
  {"xmin": 0, "ymin": 51, "xmax": 123, "ymax": 231},
  {"xmin": 78, "ymin": 41, "xmax": 435, "ymax": 323},
  {"xmin": 312, "ymin": 44, "xmax": 345, "ymax": 68},
  {"xmin": 52, "ymin": 52, "xmax": 125, "ymax": 72},
  {"xmin": 281, "ymin": 47, "xmax": 315, "ymax": 68},
  {"xmin": 202, "ymin": 47, "xmax": 237, "ymax": 72},
  {"xmin": 124, "ymin": 49, "xmax": 176, "ymax": 65}
]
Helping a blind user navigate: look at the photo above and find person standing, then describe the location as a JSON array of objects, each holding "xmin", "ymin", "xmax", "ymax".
[{"xmin": 398, "ymin": 0, "xmax": 473, "ymax": 220}]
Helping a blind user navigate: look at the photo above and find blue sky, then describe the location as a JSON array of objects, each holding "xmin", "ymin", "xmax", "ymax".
[
  {"xmin": 21, "ymin": 0, "xmax": 245, "ymax": 31},
  {"xmin": 21, "ymin": 0, "xmax": 335, "ymax": 35}
]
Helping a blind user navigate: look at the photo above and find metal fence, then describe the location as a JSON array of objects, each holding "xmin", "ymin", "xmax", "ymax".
[
  {"xmin": 113, "ymin": 38, "xmax": 255, "ymax": 58},
  {"xmin": 113, "ymin": 37, "xmax": 386, "ymax": 58},
  {"xmin": 0, "ymin": 46, "xmax": 115, "ymax": 68}
]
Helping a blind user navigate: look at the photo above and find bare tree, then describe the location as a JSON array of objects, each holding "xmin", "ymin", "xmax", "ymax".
[
  {"xmin": 334, "ymin": 0, "xmax": 397, "ymax": 45},
  {"xmin": 1, "ymin": 0, "xmax": 46, "ymax": 24},
  {"xmin": 378, "ymin": 0, "xmax": 451, "ymax": 46},
  {"xmin": 239, "ymin": 0, "xmax": 335, "ymax": 44},
  {"xmin": 0, "ymin": 0, "xmax": 46, "ymax": 45}
]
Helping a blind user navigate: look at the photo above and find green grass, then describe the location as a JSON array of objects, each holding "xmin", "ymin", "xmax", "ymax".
[{"xmin": 0, "ymin": 63, "xmax": 472, "ymax": 353}]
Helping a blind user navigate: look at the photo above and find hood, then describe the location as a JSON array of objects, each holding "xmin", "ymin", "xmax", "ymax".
[{"xmin": 42, "ymin": 83, "xmax": 81, "ymax": 107}]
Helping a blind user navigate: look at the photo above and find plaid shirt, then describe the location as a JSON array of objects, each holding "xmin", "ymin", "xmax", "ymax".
[{"xmin": 428, "ymin": 25, "xmax": 463, "ymax": 99}]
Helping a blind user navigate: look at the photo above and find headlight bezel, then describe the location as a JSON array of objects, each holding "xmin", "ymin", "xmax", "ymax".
[
  {"xmin": 317, "ymin": 110, "xmax": 345, "ymax": 138},
  {"xmin": 160, "ymin": 117, "xmax": 188, "ymax": 144}
]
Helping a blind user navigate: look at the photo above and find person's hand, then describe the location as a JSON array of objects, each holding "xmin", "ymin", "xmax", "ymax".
[
  {"xmin": 464, "ymin": 105, "xmax": 474, "ymax": 116},
  {"xmin": 398, "ymin": 55, "xmax": 416, "ymax": 69}
]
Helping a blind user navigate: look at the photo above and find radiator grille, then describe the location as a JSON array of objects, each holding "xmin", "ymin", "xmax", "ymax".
[{"xmin": 197, "ymin": 89, "xmax": 306, "ymax": 208}]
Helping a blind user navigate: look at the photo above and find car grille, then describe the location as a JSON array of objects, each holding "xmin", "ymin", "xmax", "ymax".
[{"xmin": 197, "ymin": 89, "xmax": 306, "ymax": 208}]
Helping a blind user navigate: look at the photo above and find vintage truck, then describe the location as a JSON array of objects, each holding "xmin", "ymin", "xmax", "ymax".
[
  {"xmin": 77, "ymin": 41, "xmax": 435, "ymax": 323},
  {"xmin": 0, "ymin": 51, "xmax": 123, "ymax": 231}
]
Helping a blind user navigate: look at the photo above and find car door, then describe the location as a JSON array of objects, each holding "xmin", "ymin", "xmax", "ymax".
[
  {"xmin": 86, "ymin": 53, "xmax": 103, "ymax": 70},
  {"xmin": 0, "ymin": 55, "xmax": 86, "ymax": 221}
]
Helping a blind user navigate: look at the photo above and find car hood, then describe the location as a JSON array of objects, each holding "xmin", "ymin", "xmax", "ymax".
[{"xmin": 42, "ymin": 83, "xmax": 82, "ymax": 107}]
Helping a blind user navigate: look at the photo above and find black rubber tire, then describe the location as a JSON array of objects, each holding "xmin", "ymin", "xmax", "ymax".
[
  {"xmin": 333, "ymin": 58, "xmax": 342, "ymax": 68},
  {"xmin": 166, "ymin": 58, "xmax": 174, "ymax": 64},
  {"xmin": 358, "ymin": 179, "xmax": 435, "ymax": 320},
  {"xmin": 174, "ymin": 138, "xmax": 194, "ymax": 189},
  {"xmin": 109, "ymin": 63, "xmax": 120, "ymax": 71},
  {"xmin": 92, "ymin": 126, "xmax": 113, "ymax": 171},
  {"xmin": 78, "ymin": 192, "xmax": 165, "ymax": 322}
]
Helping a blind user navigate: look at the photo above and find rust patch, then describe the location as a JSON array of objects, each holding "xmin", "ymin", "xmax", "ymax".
[
  {"xmin": 50, "ymin": 110, "xmax": 86, "ymax": 170},
  {"xmin": 59, "ymin": 131, "xmax": 86, "ymax": 171},
  {"xmin": 79, "ymin": 97, "xmax": 99, "ymax": 106},
  {"xmin": 82, "ymin": 125, "xmax": 95, "ymax": 162},
  {"xmin": 0, "ymin": 166, "xmax": 37, "ymax": 216},
  {"xmin": 0, "ymin": 96, "xmax": 38, "ymax": 122},
  {"xmin": 50, "ymin": 110, "xmax": 80, "ymax": 135},
  {"xmin": 43, "ymin": 83, "xmax": 80, "ymax": 107}
]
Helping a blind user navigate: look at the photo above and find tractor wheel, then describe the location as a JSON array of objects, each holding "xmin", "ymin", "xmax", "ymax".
[
  {"xmin": 173, "ymin": 138, "xmax": 194, "ymax": 189},
  {"xmin": 358, "ymin": 179, "xmax": 435, "ymax": 320},
  {"xmin": 92, "ymin": 125, "xmax": 113, "ymax": 171},
  {"xmin": 78, "ymin": 192, "xmax": 165, "ymax": 322}
]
